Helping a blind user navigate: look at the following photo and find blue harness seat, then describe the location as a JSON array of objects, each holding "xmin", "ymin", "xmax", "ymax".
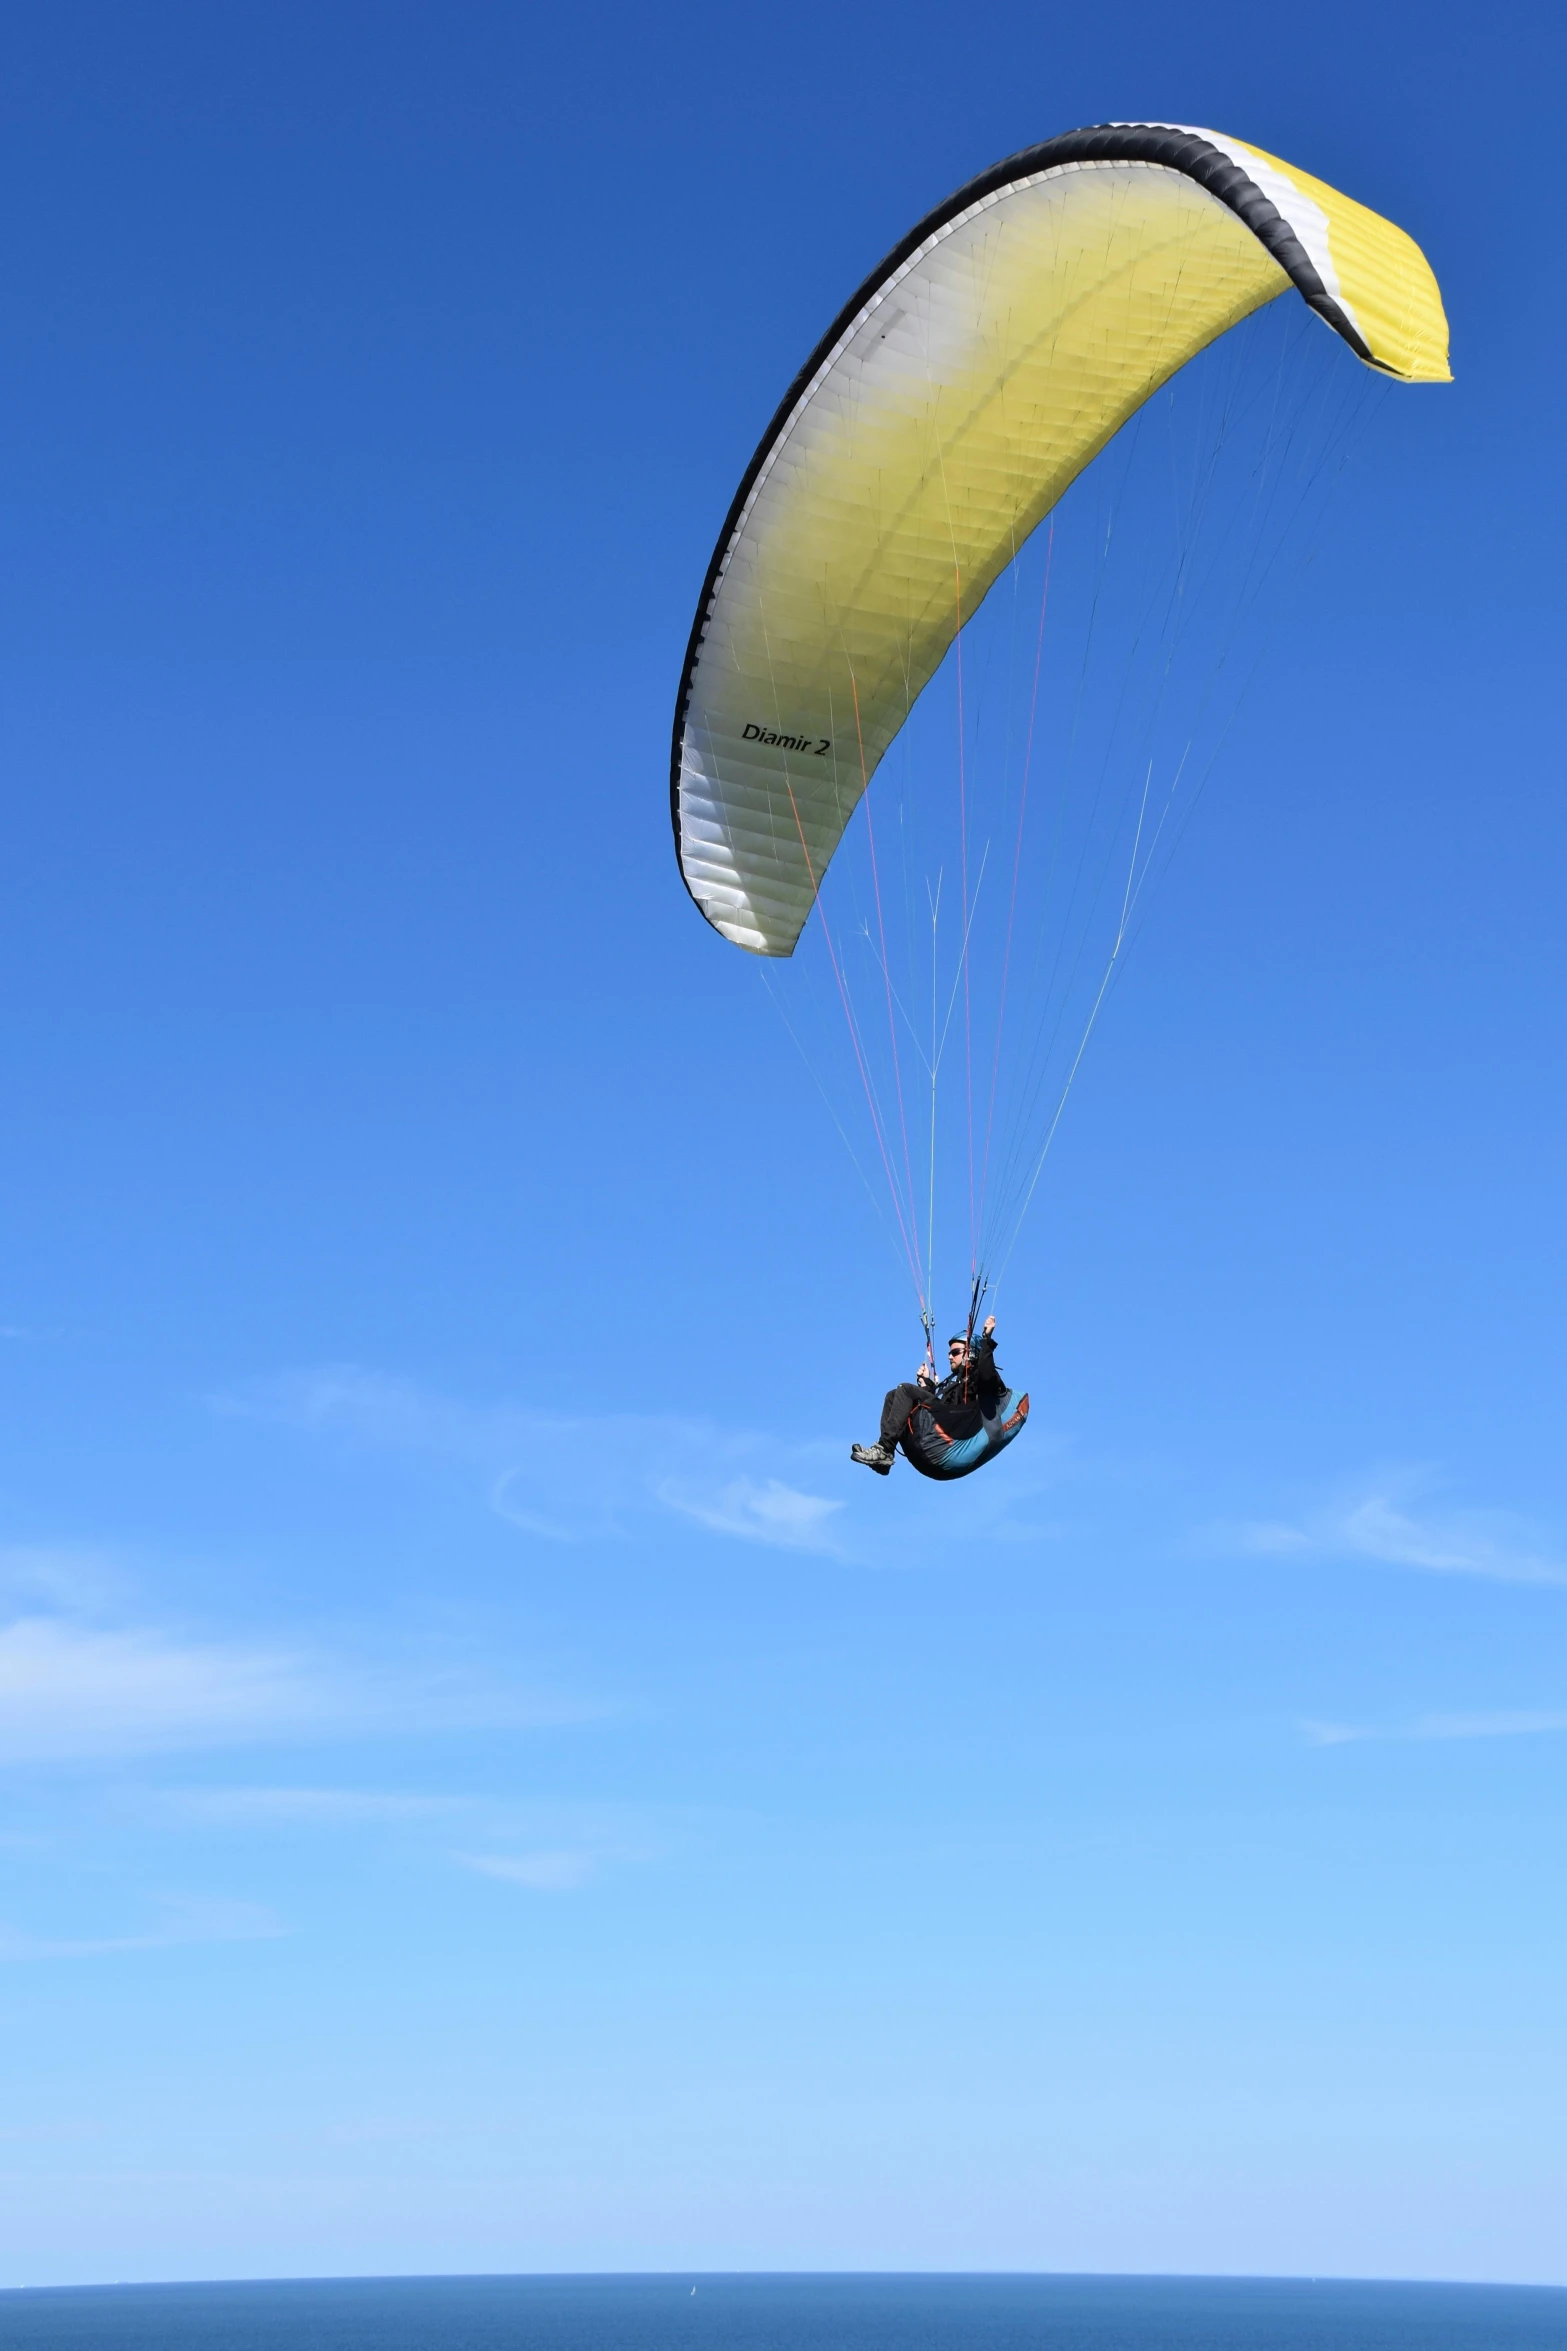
[{"xmin": 899, "ymin": 1388, "xmax": 1031, "ymax": 1482}]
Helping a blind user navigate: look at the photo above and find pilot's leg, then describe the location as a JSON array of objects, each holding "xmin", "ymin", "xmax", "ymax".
[
  {"xmin": 879, "ymin": 1383, "xmax": 920, "ymax": 1446},
  {"xmin": 852, "ymin": 1382, "xmax": 919, "ymax": 1475}
]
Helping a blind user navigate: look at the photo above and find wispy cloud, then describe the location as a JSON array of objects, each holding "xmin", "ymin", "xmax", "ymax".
[
  {"xmin": 220, "ymin": 1367, "xmax": 509, "ymax": 1460},
  {"xmin": 658, "ymin": 1474, "xmax": 844, "ymax": 1551},
  {"xmin": 0, "ymin": 1609, "xmax": 604, "ymax": 1766},
  {"xmin": 160, "ymin": 1785, "xmax": 462, "ymax": 1826},
  {"xmin": 1306, "ymin": 1708, "xmax": 1567, "ymax": 1747},
  {"xmin": 0, "ymin": 1616, "xmax": 318, "ymax": 1762},
  {"xmin": 104, "ymin": 1786, "xmax": 670, "ymax": 1896},
  {"xmin": 151, "ymin": 1788, "xmax": 671, "ymax": 1894},
  {"xmin": 457, "ymin": 1849, "xmax": 599, "ymax": 1893},
  {"xmin": 225, "ymin": 1365, "xmax": 849, "ymax": 1553},
  {"xmin": 1336, "ymin": 1495, "xmax": 1566, "ymax": 1585},
  {"xmin": 451, "ymin": 1795, "xmax": 672, "ymax": 1893},
  {"xmin": 0, "ymin": 1548, "xmax": 357, "ymax": 1765},
  {"xmin": 0, "ymin": 1544, "xmax": 127, "ymax": 1613},
  {"xmin": 1235, "ymin": 1477, "xmax": 1567, "ymax": 1587},
  {"xmin": 0, "ymin": 1895, "xmax": 283, "ymax": 1962},
  {"xmin": 1236, "ymin": 1520, "xmax": 1312, "ymax": 1556}
]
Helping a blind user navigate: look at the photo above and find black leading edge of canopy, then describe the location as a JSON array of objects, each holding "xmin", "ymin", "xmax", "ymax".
[{"xmin": 669, "ymin": 122, "xmax": 1375, "ymax": 911}]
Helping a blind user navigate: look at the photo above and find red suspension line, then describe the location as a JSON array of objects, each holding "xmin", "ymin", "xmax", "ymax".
[
  {"xmin": 852, "ymin": 668, "xmax": 924, "ymax": 1315},
  {"xmin": 781, "ymin": 773, "xmax": 927, "ymax": 1306},
  {"xmin": 953, "ymin": 562, "xmax": 977, "ymax": 1282},
  {"xmin": 977, "ymin": 521, "xmax": 1054, "ymax": 1251}
]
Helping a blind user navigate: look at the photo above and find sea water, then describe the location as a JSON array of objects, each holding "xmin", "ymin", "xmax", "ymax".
[{"xmin": 1, "ymin": 2275, "xmax": 1564, "ymax": 2351}]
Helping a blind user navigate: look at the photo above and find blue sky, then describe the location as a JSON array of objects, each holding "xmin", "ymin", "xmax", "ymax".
[{"xmin": 1, "ymin": 0, "xmax": 1564, "ymax": 2291}]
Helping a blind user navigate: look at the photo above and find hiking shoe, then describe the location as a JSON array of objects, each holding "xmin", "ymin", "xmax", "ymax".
[{"xmin": 851, "ymin": 1442, "xmax": 894, "ymax": 1475}]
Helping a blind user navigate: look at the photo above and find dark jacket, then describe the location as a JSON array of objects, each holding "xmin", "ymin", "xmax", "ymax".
[{"xmin": 926, "ymin": 1332, "xmax": 1005, "ymax": 1440}]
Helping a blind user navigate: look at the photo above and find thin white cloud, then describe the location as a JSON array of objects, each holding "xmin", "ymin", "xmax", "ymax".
[
  {"xmin": 218, "ymin": 1366, "xmax": 563, "ymax": 1470},
  {"xmin": 490, "ymin": 1460, "xmax": 631, "ymax": 1544},
  {"xmin": 658, "ymin": 1474, "xmax": 844, "ymax": 1552},
  {"xmin": 0, "ymin": 1544, "xmax": 127, "ymax": 1613},
  {"xmin": 1234, "ymin": 1478, "xmax": 1567, "ymax": 1587},
  {"xmin": 1337, "ymin": 1496, "xmax": 1567, "ymax": 1585},
  {"xmin": 225, "ymin": 1365, "xmax": 855, "ymax": 1553},
  {"xmin": 458, "ymin": 1848, "xmax": 598, "ymax": 1892},
  {"xmin": 1236, "ymin": 1520, "xmax": 1312, "ymax": 1556},
  {"xmin": 0, "ymin": 1610, "xmax": 605, "ymax": 1766},
  {"xmin": 215, "ymin": 1365, "xmax": 478, "ymax": 1451},
  {"xmin": 0, "ymin": 1896, "xmax": 283, "ymax": 1962},
  {"xmin": 151, "ymin": 1790, "xmax": 671, "ymax": 1887},
  {"xmin": 0, "ymin": 1616, "xmax": 318, "ymax": 1762},
  {"xmin": 452, "ymin": 1796, "xmax": 675, "ymax": 1891},
  {"xmin": 161, "ymin": 1785, "xmax": 461, "ymax": 1826},
  {"xmin": 1306, "ymin": 1709, "xmax": 1567, "ymax": 1748}
]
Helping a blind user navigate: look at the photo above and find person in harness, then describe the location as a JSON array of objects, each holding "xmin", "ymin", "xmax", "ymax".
[{"xmin": 851, "ymin": 1316, "xmax": 1028, "ymax": 1481}]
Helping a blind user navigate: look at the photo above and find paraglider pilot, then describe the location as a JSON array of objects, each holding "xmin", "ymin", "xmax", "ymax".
[{"xmin": 852, "ymin": 1316, "xmax": 1001, "ymax": 1475}]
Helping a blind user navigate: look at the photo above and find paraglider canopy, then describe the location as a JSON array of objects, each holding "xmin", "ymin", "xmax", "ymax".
[{"xmin": 671, "ymin": 122, "xmax": 1449, "ymax": 957}]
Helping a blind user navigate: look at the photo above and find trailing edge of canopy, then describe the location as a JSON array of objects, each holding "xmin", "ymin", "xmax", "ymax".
[{"xmin": 671, "ymin": 123, "xmax": 1450, "ymax": 952}]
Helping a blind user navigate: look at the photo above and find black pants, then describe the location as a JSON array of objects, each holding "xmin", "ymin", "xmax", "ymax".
[{"xmin": 880, "ymin": 1384, "xmax": 923, "ymax": 1447}]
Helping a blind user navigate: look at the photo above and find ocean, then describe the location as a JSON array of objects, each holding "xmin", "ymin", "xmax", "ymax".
[{"xmin": 1, "ymin": 2275, "xmax": 1563, "ymax": 2351}]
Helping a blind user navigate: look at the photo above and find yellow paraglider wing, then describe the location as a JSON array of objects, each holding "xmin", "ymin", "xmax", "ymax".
[{"xmin": 672, "ymin": 123, "xmax": 1449, "ymax": 955}]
